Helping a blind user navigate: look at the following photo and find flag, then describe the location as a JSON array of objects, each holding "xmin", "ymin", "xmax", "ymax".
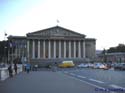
[
  {"xmin": 9, "ymin": 42, "xmax": 16, "ymax": 48},
  {"xmin": 9, "ymin": 43, "xmax": 12, "ymax": 48}
]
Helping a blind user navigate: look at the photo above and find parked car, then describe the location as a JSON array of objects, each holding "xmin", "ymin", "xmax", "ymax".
[
  {"xmin": 114, "ymin": 63, "xmax": 125, "ymax": 70},
  {"xmin": 93, "ymin": 63, "xmax": 102, "ymax": 69},
  {"xmin": 93, "ymin": 63, "xmax": 108, "ymax": 69},
  {"xmin": 58, "ymin": 61, "xmax": 75, "ymax": 68},
  {"xmin": 88, "ymin": 63, "xmax": 94, "ymax": 68},
  {"xmin": 77, "ymin": 63, "xmax": 88, "ymax": 68}
]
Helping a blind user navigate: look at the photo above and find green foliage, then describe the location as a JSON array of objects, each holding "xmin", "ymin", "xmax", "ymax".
[
  {"xmin": 107, "ymin": 44, "xmax": 125, "ymax": 53},
  {"xmin": 0, "ymin": 40, "xmax": 8, "ymax": 61}
]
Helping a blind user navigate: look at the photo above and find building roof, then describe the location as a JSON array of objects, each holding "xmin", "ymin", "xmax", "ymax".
[
  {"xmin": 7, "ymin": 35, "xmax": 26, "ymax": 40},
  {"xmin": 27, "ymin": 26, "xmax": 86, "ymax": 38},
  {"xmin": 7, "ymin": 26, "xmax": 96, "ymax": 41}
]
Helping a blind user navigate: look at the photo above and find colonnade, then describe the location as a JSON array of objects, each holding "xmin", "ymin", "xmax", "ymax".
[{"xmin": 27, "ymin": 40, "xmax": 86, "ymax": 59}]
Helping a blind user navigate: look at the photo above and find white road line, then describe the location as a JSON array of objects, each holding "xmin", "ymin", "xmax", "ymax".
[
  {"xmin": 67, "ymin": 75, "xmax": 115, "ymax": 93},
  {"xmin": 70, "ymin": 73, "xmax": 75, "ymax": 76},
  {"xmin": 110, "ymin": 84, "xmax": 125, "ymax": 90},
  {"xmin": 59, "ymin": 72, "xmax": 115, "ymax": 93},
  {"xmin": 77, "ymin": 75, "xmax": 86, "ymax": 78},
  {"xmin": 64, "ymin": 71, "xmax": 68, "ymax": 73},
  {"xmin": 61, "ymin": 73, "xmax": 105, "ymax": 89},
  {"xmin": 89, "ymin": 78, "xmax": 105, "ymax": 84}
]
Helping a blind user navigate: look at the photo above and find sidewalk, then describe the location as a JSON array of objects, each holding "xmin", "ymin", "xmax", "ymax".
[{"xmin": 0, "ymin": 71, "xmax": 99, "ymax": 93}]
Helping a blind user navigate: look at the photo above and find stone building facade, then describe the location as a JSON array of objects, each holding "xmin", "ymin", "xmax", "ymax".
[{"xmin": 8, "ymin": 26, "xmax": 96, "ymax": 66}]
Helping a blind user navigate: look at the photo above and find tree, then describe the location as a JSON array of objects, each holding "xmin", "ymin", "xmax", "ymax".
[
  {"xmin": 107, "ymin": 44, "xmax": 125, "ymax": 53},
  {"xmin": 102, "ymin": 49, "xmax": 107, "ymax": 62},
  {"xmin": 0, "ymin": 40, "xmax": 16, "ymax": 63},
  {"xmin": 0, "ymin": 40, "xmax": 8, "ymax": 62}
]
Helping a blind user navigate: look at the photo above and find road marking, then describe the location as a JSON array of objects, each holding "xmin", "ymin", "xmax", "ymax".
[
  {"xmin": 110, "ymin": 84, "xmax": 125, "ymax": 90},
  {"xmin": 62, "ymin": 73, "xmax": 105, "ymax": 89},
  {"xmin": 77, "ymin": 75, "xmax": 86, "ymax": 78},
  {"xmin": 64, "ymin": 71, "xmax": 68, "ymax": 73},
  {"xmin": 60, "ymin": 72, "xmax": 116, "ymax": 93},
  {"xmin": 89, "ymin": 78, "xmax": 105, "ymax": 84},
  {"xmin": 70, "ymin": 73, "xmax": 75, "ymax": 76}
]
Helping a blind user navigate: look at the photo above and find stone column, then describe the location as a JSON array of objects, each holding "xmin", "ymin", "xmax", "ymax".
[
  {"xmin": 15, "ymin": 44, "xmax": 17, "ymax": 58},
  {"xmin": 48, "ymin": 40, "xmax": 51, "ymax": 58},
  {"xmin": 69, "ymin": 41, "xmax": 71, "ymax": 58},
  {"xmin": 27, "ymin": 40, "xmax": 29, "ymax": 62},
  {"xmin": 78, "ymin": 41, "xmax": 81, "ymax": 58},
  {"xmin": 74, "ymin": 41, "xmax": 76, "ymax": 58},
  {"xmin": 64, "ymin": 41, "xmax": 66, "ymax": 58},
  {"xmin": 83, "ymin": 40, "xmax": 86, "ymax": 58},
  {"xmin": 59, "ymin": 40, "xmax": 61, "ymax": 58},
  {"xmin": 19, "ymin": 45, "xmax": 20, "ymax": 58},
  {"xmin": 38, "ymin": 40, "xmax": 40, "ymax": 59},
  {"xmin": 32, "ymin": 40, "xmax": 35, "ymax": 59},
  {"xmin": 43, "ymin": 40, "xmax": 45, "ymax": 58},
  {"xmin": 54, "ymin": 40, "xmax": 56, "ymax": 58}
]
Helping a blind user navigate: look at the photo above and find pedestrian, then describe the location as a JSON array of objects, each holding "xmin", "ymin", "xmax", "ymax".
[
  {"xmin": 8, "ymin": 65, "xmax": 13, "ymax": 77},
  {"xmin": 26, "ymin": 63, "xmax": 31, "ymax": 73},
  {"xmin": 14, "ymin": 63, "xmax": 17, "ymax": 74},
  {"xmin": 34, "ymin": 64, "xmax": 38, "ymax": 71},
  {"xmin": 52, "ymin": 62, "xmax": 57, "ymax": 72}
]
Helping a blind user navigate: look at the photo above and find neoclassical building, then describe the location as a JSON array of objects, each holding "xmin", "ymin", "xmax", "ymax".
[{"xmin": 8, "ymin": 26, "xmax": 96, "ymax": 66}]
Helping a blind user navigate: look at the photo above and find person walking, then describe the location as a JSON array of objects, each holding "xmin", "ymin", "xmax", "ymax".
[
  {"xmin": 8, "ymin": 65, "xmax": 13, "ymax": 77},
  {"xmin": 25, "ymin": 63, "xmax": 31, "ymax": 73},
  {"xmin": 14, "ymin": 63, "xmax": 17, "ymax": 74}
]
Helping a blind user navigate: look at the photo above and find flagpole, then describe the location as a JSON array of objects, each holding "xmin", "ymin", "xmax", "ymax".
[
  {"xmin": 56, "ymin": 19, "xmax": 59, "ymax": 26},
  {"xmin": 8, "ymin": 46, "xmax": 9, "ymax": 64}
]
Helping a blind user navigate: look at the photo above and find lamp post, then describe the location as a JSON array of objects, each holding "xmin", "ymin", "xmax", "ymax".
[
  {"xmin": 4, "ymin": 46, "xmax": 7, "ymax": 64},
  {"xmin": 103, "ymin": 48, "xmax": 107, "ymax": 63}
]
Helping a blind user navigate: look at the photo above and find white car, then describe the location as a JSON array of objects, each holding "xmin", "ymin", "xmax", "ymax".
[
  {"xmin": 93, "ymin": 63, "xmax": 103, "ymax": 69},
  {"xmin": 87, "ymin": 63, "xmax": 94, "ymax": 68},
  {"xmin": 93, "ymin": 63, "xmax": 108, "ymax": 69},
  {"xmin": 77, "ymin": 64, "xmax": 88, "ymax": 68}
]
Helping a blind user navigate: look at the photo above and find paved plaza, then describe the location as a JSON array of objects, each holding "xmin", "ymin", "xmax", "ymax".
[{"xmin": 0, "ymin": 71, "xmax": 100, "ymax": 93}]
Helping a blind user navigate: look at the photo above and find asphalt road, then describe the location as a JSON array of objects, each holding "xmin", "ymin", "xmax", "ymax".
[
  {"xmin": 62, "ymin": 68, "xmax": 125, "ymax": 93},
  {"xmin": 0, "ymin": 68, "xmax": 125, "ymax": 93},
  {"xmin": 0, "ymin": 71, "xmax": 109, "ymax": 93}
]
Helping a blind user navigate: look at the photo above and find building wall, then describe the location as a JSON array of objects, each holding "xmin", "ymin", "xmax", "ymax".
[
  {"xmin": 97, "ymin": 52, "xmax": 125, "ymax": 63},
  {"xmin": 8, "ymin": 26, "xmax": 96, "ymax": 64},
  {"xmin": 85, "ymin": 39, "xmax": 96, "ymax": 59}
]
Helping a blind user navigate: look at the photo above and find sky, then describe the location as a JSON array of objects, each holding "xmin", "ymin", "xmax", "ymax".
[{"xmin": 0, "ymin": 0, "xmax": 125, "ymax": 50}]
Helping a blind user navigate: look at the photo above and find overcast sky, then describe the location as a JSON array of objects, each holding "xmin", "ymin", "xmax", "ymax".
[{"xmin": 0, "ymin": 0, "xmax": 125, "ymax": 50}]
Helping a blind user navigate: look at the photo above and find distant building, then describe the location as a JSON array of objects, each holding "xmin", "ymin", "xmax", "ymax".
[
  {"xmin": 97, "ymin": 52, "xmax": 125, "ymax": 63},
  {"xmin": 8, "ymin": 26, "xmax": 96, "ymax": 66}
]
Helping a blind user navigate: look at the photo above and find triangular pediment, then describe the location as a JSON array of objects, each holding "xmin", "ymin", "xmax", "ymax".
[{"xmin": 27, "ymin": 26, "xmax": 85, "ymax": 38}]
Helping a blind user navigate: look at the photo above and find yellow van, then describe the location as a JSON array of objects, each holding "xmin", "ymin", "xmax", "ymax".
[{"xmin": 58, "ymin": 61, "xmax": 75, "ymax": 68}]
